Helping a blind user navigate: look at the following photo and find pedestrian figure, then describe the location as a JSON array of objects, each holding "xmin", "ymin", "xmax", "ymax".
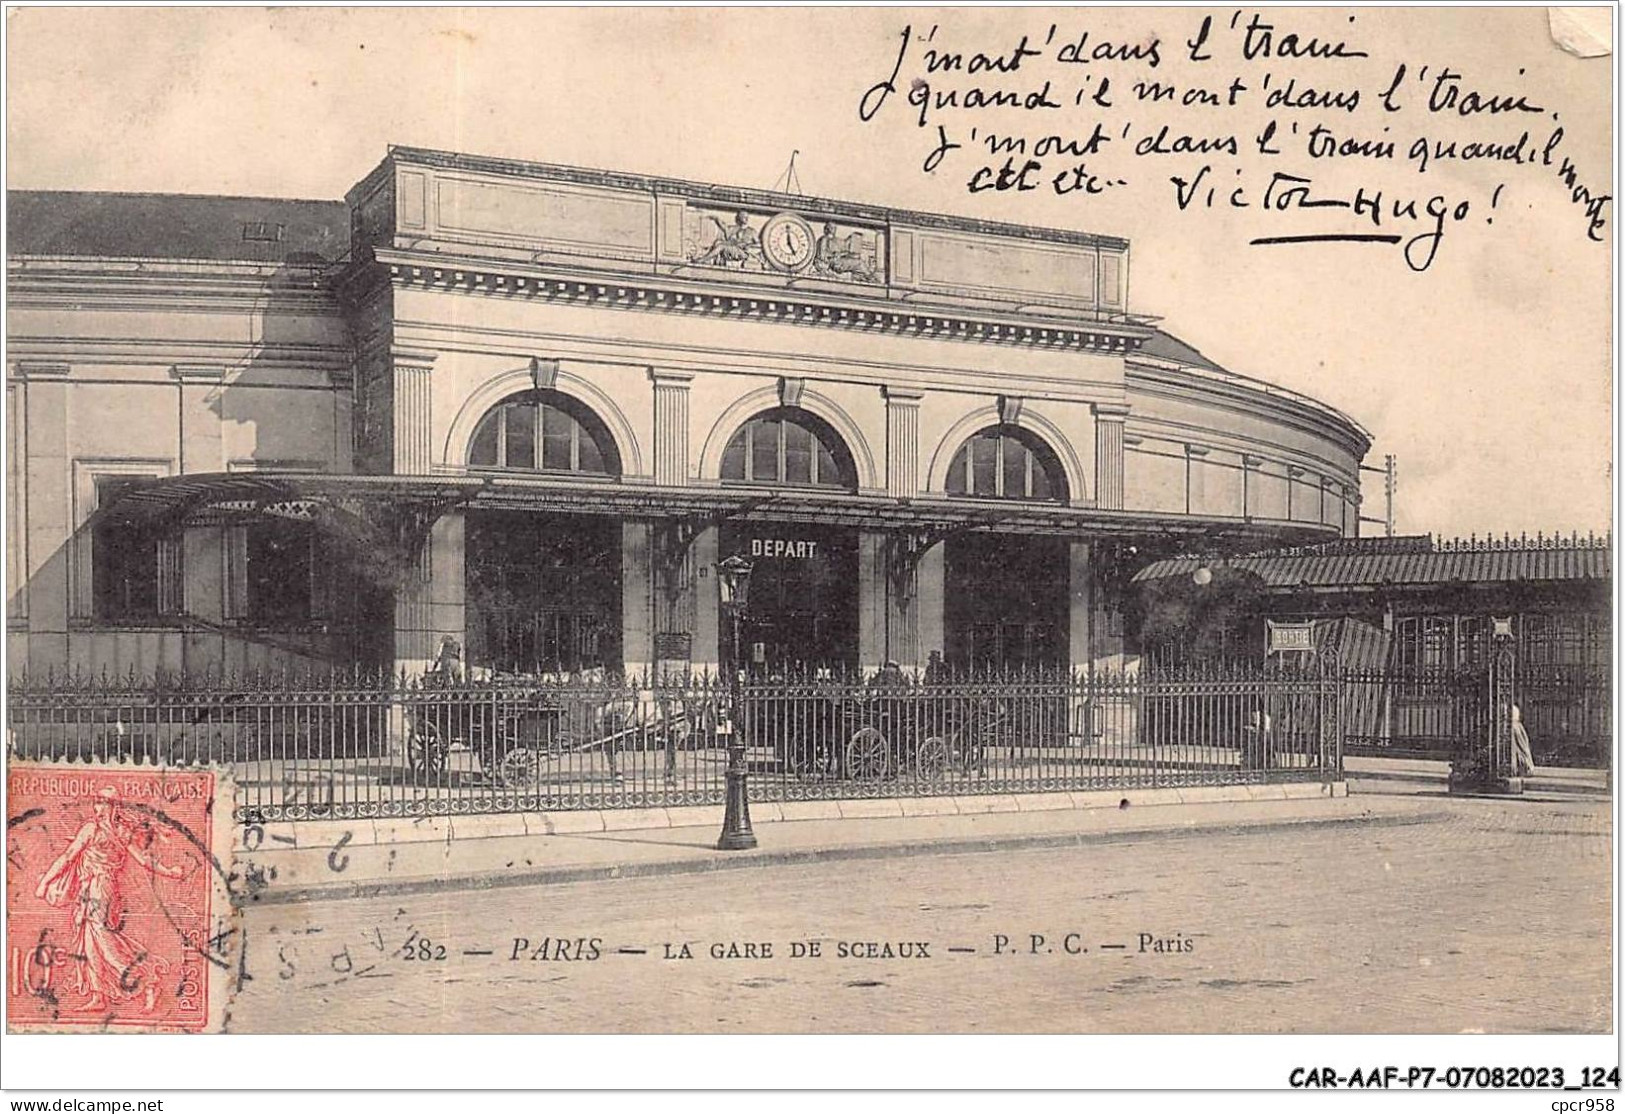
[
  {"xmin": 924, "ymin": 650, "xmax": 947, "ymax": 686},
  {"xmin": 1511, "ymin": 704, "xmax": 1536, "ymax": 776}
]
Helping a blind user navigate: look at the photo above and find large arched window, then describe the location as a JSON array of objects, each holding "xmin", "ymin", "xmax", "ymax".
[
  {"xmin": 468, "ymin": 390, "xmax": 621, "ymax": 477},
  {"xmin": 720, "ymin": 407, "xmax": 857, "ymax": 491},
  {"xmin": 944, "ymin": 425, "xmax": 1067, "ymax": 501}
]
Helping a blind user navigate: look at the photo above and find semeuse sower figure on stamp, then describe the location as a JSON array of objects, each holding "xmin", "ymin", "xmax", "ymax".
[{"xmin": 34, "ymin": 786, "xmax": 186, "ymax": 1013}]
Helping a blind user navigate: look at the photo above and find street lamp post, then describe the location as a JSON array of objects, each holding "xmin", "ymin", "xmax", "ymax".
[{"xmin": 715, "ymin": 555, "xmax": 757, "ymax": 851}]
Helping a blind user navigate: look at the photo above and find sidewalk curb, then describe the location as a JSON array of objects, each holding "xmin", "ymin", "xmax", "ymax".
[
  {"xmin": 250, "ymin": 780, "xmax": 1349, "ymax": 851},
  {"xmin": 250, "ymin": 806, "xmax": 1448, "ymax": 907}
]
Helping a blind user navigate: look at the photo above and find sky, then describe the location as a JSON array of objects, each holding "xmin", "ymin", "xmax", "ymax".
[{"xmin": 5, "ymin": 5, "xmax": 1614, "ymax": 540}]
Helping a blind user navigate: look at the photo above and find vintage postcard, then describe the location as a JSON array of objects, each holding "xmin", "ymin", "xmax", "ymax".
[{"xmin": 0, "ymin": 2, "xmax": 1614, "ymax": 1094}]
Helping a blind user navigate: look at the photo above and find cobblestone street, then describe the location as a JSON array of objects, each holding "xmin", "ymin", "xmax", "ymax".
[{"xmin": 231, "ymin": 795, "xmax": 1611, "ymax": 1034}]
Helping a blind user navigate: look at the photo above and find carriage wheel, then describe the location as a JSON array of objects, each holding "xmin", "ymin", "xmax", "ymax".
[
  {"xmin": 845, "ymin": 728, "xmax": 890, "ymax": 781},
  {"xmin": 497, "ymin": 747, "xmax": 540, "ymax": 790},
  {"xmin": 407, "ymin": 725, "xmax": 449, "ymax": 783},
  {"xmin": 915, "ymin": 736, "xmax": 950, "ymax": 781}
]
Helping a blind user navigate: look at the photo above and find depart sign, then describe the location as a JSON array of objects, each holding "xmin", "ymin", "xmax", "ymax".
[{"xmin": 749, "ymin": 537, "xmax": 820, "ymax": 559}]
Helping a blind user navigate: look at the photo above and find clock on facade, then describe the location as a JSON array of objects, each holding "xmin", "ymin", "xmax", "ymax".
[{"xmin": 760, "ymin": 212, "xmax": 816, "ymax": 272}]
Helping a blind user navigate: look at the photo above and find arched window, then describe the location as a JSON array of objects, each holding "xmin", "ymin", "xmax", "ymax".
[
  {"xmin": 468, "ymin": 390, "xmax": 620, "ymax": 477},
  {"xmin": 944, "ymin": 425, "xmax": 1067, "ymax": 501},
  {"xmin": 720, "ymin": 407, "xmax": 856, "ymax": 491}
]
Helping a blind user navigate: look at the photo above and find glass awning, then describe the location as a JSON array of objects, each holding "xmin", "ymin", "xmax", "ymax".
[{"xmin": 97, "ymin": 470, "xmax": 1340, "ymax": 549}]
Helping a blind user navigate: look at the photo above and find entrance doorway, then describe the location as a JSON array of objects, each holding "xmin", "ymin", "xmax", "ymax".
[
  {"xmin": 719, "ymin": 523, "xmax": 857, "ymax": 674},
  {"xmin": 945, "ymin": 533, "xmax": 1068, "ymax": 671},
  {"xmin": 465, "ymin": 511, "xmax": 621, "ymax": 673}
]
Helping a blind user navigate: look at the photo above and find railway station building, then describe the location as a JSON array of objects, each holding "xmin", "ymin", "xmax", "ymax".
[{"xmin": 6, "ymin": 146, "xmax": 1371, "ymax": 681}]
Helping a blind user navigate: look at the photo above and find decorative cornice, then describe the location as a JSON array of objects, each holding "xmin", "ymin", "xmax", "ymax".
[
  {"xmin": 170, "ymin": 364, "xmax": 227, "ymax": 382},
  {"xmin": 377, "ymin": 260, "xmax": 1144, "ymax": 355},
  {"xmin": 11, "ymin": 361, "xmax": 70, "ymax": 379},
  {"xmin": 1127, "ymin": 362, "xmax": 1370, "ymax": 461},
  {"xmin": 7, "ymin": 256, "xmax": 342, "ymax": 316}
]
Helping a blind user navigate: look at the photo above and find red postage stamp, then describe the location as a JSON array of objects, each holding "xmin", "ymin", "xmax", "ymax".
[{"xmin": 6, "ymin": 762, "xmax": 237, "ymax": 1033}]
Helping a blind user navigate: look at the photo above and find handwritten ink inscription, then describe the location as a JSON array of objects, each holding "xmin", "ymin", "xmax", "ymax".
[{"xmin": 857, "ymin": 11, "xmax": 1610, "ymax": 271}]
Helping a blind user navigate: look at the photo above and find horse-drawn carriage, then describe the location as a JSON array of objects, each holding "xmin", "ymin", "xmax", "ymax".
[
  {"xmin": 746, "ymin": 677, "xmax": 1001, "ymax": 783},
  {"xmin": 403, "ymin": 675, "xmax": 711, "ymax": 788}
]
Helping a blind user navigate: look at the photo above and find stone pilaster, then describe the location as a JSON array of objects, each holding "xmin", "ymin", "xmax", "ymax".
[
  {"xmin": 915, "ymin": 543, "xmax": 945, "ymax": 664},
  {"xmin": 1068, "ymin": 542, "xmax": 1093, "ymax": 673},
  {"xmin": 621, "ymin": 522, "xmax": 655, "ymax": 677},
  {"xmin": 883, "ymin": 386, "xmax": 924, "ymax": 499},
  {"xmin": 691, "ymin": 527, "xmax": 720, "ymax": 674},
  {"xmin": 391, "ymin": 348, "xmax": 436, "ymax": 474},
  {"xmin": 1068, "ymin": 541, "xmax": 1097, "ymax": 740},
  {"xmin": 1185, "ymin": 444, "xmax": 1209, "ymax": 516},
  {"xmin": 392, "ymin": 539, "xmax": 434, "ymax": 674},
  {"xmin": 5, "ymin": 378, "xmax": 26, "ymax": 626},
  {"xmin": 857, "ymin": 531, "xmax": 887, "ymax": 674},
  {"xmin": 172, "ymin": 364, "xmax": 226, "ymax": 475},
  {"xmin": 1242, "ymin": 454, "xmax": 1264, "ymax": 520},
  {"xmin": 651, "ymin": 369, "xmax": 694, "ymax": 485},
  {"xmin": 16, "ymin": 363, "xmax": 70, "ymax": 668},
  {"xmin": 1093, "ymin": 403, "xmax": 1129, "ymax": 509}
]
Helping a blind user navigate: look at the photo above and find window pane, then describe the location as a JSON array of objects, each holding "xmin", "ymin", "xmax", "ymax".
[
  {"xmin": 751, "ymin": 421, "xmax": 779, "ymax": 482},
  {"xmin": 1002, "ymin": 437, "xmax": 1030, "ymax": 498},
  {"xmin": 469, "ymin": 415, "xmax": 500, "ymax": 467},
  {"xmin": 504, "ymin": 403, "xmax": 536, "ymax": 469},
  {"xmin": 815, "ymin": 440, "xmax": 841, "ymax": 488},
  {"xmin": 784, "ymin": 421, "xmax": 813, "ymax": 485},
  {"xmin": 93, "ymin": 524, "xmax": 160, "ymax": 618},
  {"xmin": 92, "ymin": 478, "xmax": 161, "ymax": 620},
  {"xmin": 721, "ymin": 432, "xmax": 748, "ymax": 481},
  {"xmin": 1030, "ymin": 456, "xmax": 1053, "ymax": 500},
  {"xmin": 971, "ymin": 435, "xmax": 998, "ymax": 495},
  {"xmin": 246, "ymin": 523, "xmax": 312, "ymax": 623},
  {"xmin": 945, "ymin": 447, "xmax": 969, "ymax": 495},
  {"xmin": 541, "ymin": 404, "xmax": 574, "ymax": 471},
  {"xmin": 1421, "ymin": 617, "xmax": 1449, "ymax": 669},
  {"xmin": 576, "ymin": 427, "xmax": 606, "ymax": 474}
]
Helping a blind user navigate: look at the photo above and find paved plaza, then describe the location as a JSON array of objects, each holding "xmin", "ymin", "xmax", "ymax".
[{"xmin": 232, "ymin": 791, "xmax": 1612, "ymax": 1034}]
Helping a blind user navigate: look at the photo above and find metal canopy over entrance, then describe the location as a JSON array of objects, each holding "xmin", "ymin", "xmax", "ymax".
[{"xmin": 98, "ymin": 471, "xmax": 1343, "ymax": 549}]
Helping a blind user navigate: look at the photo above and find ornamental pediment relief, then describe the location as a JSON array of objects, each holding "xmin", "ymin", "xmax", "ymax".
[{"xmin": 682, "ymin": 206, "xmax": 885, "ymax": 285}]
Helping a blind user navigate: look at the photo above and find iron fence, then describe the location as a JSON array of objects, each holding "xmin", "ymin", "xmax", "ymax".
[
  {"xmin": 1341, "ymin": 663, "xmax": 1608, "ymax": 767},
  {"xmin": 6, "ymin": 662, "xmax": 1344, "ymax": 823}
]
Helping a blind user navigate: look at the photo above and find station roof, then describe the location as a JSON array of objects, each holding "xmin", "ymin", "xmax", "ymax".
[
  {"xmin": 1133, "ymin": 533, "xmax": 1613, "ymax": 590},
  {"xmin": 8, "ymin": 190, "xmax": 349, "ymax": 263},
  {"xmin": 1134, "ymin": 330, "xmax": 1228, "ymax": 373}
]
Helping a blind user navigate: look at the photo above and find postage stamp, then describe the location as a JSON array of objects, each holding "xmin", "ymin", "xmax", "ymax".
[{"xmin": 5, "ymin": 762, "xmax": 238, "ymax": 1033}]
